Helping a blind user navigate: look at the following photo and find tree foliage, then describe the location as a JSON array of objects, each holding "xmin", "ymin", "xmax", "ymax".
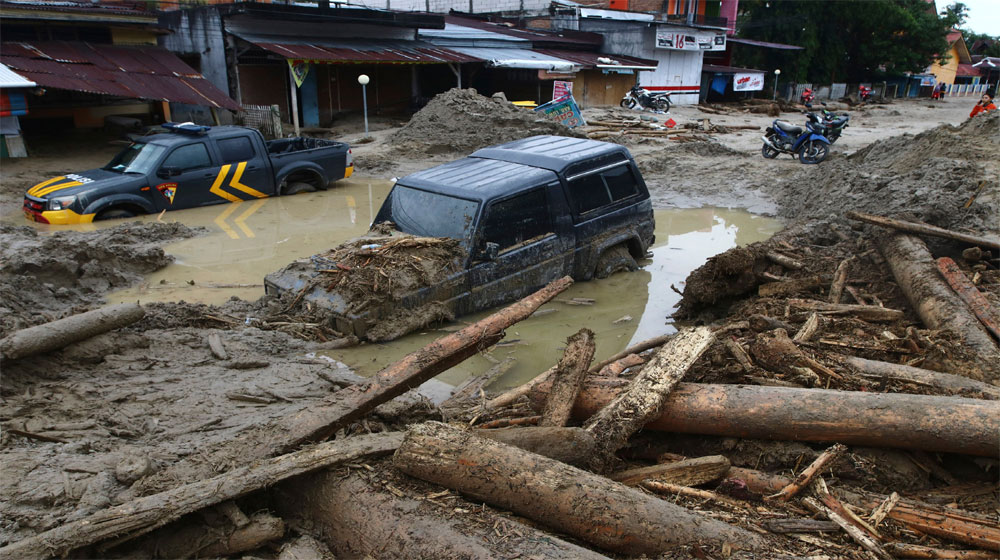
[{"xmin": 733, "ymin": 0, "xmax": 952, "ymax": 83}]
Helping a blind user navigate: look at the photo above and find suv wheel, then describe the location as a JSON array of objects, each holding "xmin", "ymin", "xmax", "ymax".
[
  {"xmin": 96, "ymin": 208, "xmax": 136, "ymax": 221},
  {"xmin": 595, "ymin": 244, "xmax": 637, "ymax": 279},
  {"xmin": 282, "ymin": 181, "xmax": 316, "ymax": 195}
]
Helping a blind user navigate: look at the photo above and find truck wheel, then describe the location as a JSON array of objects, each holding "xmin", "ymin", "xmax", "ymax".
[
  {"xmin": 594, "ymin": 244, "xmax": 637, "ymax": 279},
  {"xmin": 96, "ymin": 208, "xmax": 136, "ymax": 221},
  {"xmin": 282, "ymin": 181, "xmax": 316, "ymax": 195}
]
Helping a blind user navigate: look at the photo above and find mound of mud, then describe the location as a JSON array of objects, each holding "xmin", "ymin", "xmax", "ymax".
[
  {"xmin": 389, "ymin": 88, "xmax": 585, "ymax": 155},
  {"xmin": 0, "ymin": 223, "xmax": 198, "ymax": 337},
  {"xmin": 776, "ymin": 112, "xmax": 999, "ymax": 231}
]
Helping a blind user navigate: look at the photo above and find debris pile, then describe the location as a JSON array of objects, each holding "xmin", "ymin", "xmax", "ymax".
[{"xmin": 389, "ymin": 88, "xmax": 584, "ymax": 155}]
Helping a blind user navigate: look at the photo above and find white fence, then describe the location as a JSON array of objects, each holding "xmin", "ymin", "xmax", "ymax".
[{"xmin": 944, "ymin": 83, "xmax": 990, "ymax": 96}]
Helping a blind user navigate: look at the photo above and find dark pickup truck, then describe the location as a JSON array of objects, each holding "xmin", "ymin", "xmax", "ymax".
[
  {"xmin": 265, "ymin": 135, "xmax": 655, "ymax": 340},
  {"xmin": 23, "ymin": 122, "xmax": 352, "ymax": 224}
]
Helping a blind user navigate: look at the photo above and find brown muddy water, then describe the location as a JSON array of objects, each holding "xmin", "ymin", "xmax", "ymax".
[{"xmin": 22, "ymin": 178, "xmax": 783, "ymax": 394}]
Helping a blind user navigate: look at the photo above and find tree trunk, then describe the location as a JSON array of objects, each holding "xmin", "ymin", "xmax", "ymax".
[
  {"xmin": 540, "ymin": 328, "xmax": 595, "ymax": 427},
  {"xmin": 531, "ymin": 378, "xmax": 1000, "ymax": 456},
  {"xmin": 272, "ymin": 469, "xmax": 610, "ymax": 560},
  {"xmin": 393, "ymin": 422, "xmax": 766, "ymax": 556},
  {"xmin": 115, "ymin": 513, "xmax": 285, "ymax": 559},
  {"xmin": 829, "ymin": 258, "xmax": 851, "ymax": 303},
  {"xmin": 787, "ymin": 298, "xmax": 904, "ymax": 322},
  {"xmin": 938, "ymin": 257, "xmax": 1000, "ymax": 340},
  {"xmin": 262, "ymin": 276, "xmax": 573, "ymax": 455},
  {"xmin": 878, "ymin": 234, "xmax": 1000, "ymax": 377},
  {"xmin": 847, "ymin": 211, "xmax": 1000, "ymax": 251},
  {"xmin": 836, "ymin": 355, "xmax": 1000, "ymax": 398},
  {"xmin": 584, "ymin": 327, "xmax": 714, "ymax": 471},
  {"xmin": 0, "ymin": 433, "xmax": 402, "ymax": 560},
  {"xmin": 0, "ymin": 303, "xmax": 145, "ymax": 360},
  {"xmin": 589, "ymin": 333, "xmax": 672, "ymax": 373},
  {"xmin": 473, "ymin": 426, "xmax": 596, "ymax": 467},
  {"xmin": 610, "ymin": 455, "xmax": 730, "ymax": 487}
]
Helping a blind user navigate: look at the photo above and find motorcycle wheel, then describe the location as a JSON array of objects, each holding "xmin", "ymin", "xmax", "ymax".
[
  {"xmin": 620, "ymin": 98, "xmax": 636, "ymax": 109},
  {"xmin": 655, "ymin": 98, "xmax": 671, "ymax": 112},
  {"xmin": 761, "ymin": 143, "xmax": 779, "ymax": 159},
  {"xmin": 798, "ymin": 140, "xmax": 829, "ymax": 164}
]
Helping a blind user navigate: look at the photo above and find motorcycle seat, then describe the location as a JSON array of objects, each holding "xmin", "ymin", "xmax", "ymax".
[{"xmin": 775, "ymin": 120, "xmax": 803, "ymax": 135}]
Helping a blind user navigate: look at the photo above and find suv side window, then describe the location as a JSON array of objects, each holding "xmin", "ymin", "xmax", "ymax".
[
  {"xmin": 217, "ymin": 137, "xmax": 255, "ymax": 164},
  {"xmin": 162, "ymin": 143, "xmax": 212, "ymax": 171},
  {"xmin": 480, "ymin": 188, "xmax": 551, "ymax": 251},
  {"xmin": 566, "ymin": 163, "xmax": 639, "ymax": 214}
]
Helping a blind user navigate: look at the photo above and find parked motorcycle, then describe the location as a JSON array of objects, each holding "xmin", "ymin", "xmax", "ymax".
[
  {"xmin": 620, "ymin": 85, "xmax": 672, "ymax": 112},
  {"xmin": 800, "ymin": 88, "xmax": 815, "ymax": 105},
  {"xmin": 858, "ymin": 85, "xmax": 873, "ymax": 103},
  {"xmin": 761, "ymin": 117, "xmax": 831, "ymax": 164},
  {"xmin": 808, "ymin": 103, "xmax": 850, "ymax": 144}
]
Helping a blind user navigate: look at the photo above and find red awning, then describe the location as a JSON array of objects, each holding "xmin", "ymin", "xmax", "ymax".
[
  {"xmin": 957, "ymin": 63, "xmax": 980, "ymax": 77},
  {"xmin": 0, "ymin": 41, "xmax": 240, "ymax": 110}
]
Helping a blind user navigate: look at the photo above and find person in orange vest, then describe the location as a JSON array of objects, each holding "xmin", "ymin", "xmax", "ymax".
[{"xmin": 970, "ymin": 93, "xmax": 996, "ymax": 117}]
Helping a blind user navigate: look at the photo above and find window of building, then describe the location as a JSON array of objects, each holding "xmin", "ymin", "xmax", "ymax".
[
  {"xmin": 480, "ymin": 189, "xmax": 551, "ymax": 251},
  {"xmin": 162, "ymin": 143, "xmax": 212, "ymax": 171},
  {"xmin": 217, "ymin": 137, "xmax": 255, "ymax": 164}
]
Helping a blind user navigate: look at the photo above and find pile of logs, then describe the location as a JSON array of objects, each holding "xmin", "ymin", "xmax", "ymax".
[
  {"xmin": 2, "ymin": 210, "xmax": 997, "ymax": 559},
  {"xmin": 584, "ymin": 117, "xmax": 758, "ymax": 141}
]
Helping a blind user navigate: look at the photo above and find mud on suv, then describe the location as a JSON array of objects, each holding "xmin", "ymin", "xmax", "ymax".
[{"xmin": 264, "ymin": 135, "xmax": 655, "ymax": 340}]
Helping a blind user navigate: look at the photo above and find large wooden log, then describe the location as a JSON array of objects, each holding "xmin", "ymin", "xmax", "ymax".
[
  {"xmin": 938, "ymin": 257, "xmax": 1000, "ymax": 340},
  {"xmin": 0, "ymin": 433, "xmax": 402, "ymax": 560},
  {"xmin": 584, "ymin": 327, "xmax": 714, "ymax": 471},
  {"xmin": 787, "ymin": 298, "xmax": 904, "ymax": 322},
  {"xmin": 0, "ymin": 303, "xmax": 145, "ymax": 360},
  {"xmin": 847, "ymin": 211, "xmax": 1000, "ymax": 251},
  {"xmin": 531, "ymin": 378, "xmax": 1000, "ymax": 456},
  {"xmin": 610, "ymin": 455, "xmax": 730, "ymax": 487},
  {"xmin": 261, "ymin": 276, "xmax": 573, "ymax": 455},
  {"xmin": 393, "ymin": 422, "xmax": 766, "ymax": 556},
  {"xmin": 836, "ymin": 355, "xmax": 1000, "ymax": 398},
  {"xmin": 474, "ymin": 426, "xmax": 596, "ymax": 467},
  {"xmin": 540, "ymin": 328, "xmax": 595, "ymax": 427},
  {"xmin": 112, "ymin": 512, "xmax": 285, "ymax": 559},
  {"xmin": 877, "ymin": 234, "xmax": 1000, "ymax": 374},
  {"xmin": 273, "ymin": 469, "xmax": 611, "ymax": 560}
]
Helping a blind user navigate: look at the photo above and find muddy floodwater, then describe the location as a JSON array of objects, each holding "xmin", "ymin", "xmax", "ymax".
[{"xmin": 31, "ymin": 177, "xmax": 783, "ymax": 393}]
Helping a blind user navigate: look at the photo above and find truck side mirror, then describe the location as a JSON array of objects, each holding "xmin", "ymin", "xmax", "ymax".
[
  {"xmin": 478, "ymin": 242, "xmax": 499, "ymax": 262},
  {"xmin": 157, "ymin": 166, "xmax": 181, "ymax": 179}
]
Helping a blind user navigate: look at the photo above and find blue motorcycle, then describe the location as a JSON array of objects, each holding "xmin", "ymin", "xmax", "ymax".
[{"xmin": 761, "ymin": 117, "xmax": 831, "ymax": 164}]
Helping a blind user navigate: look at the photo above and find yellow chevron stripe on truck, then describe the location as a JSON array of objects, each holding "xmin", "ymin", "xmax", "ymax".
[{"xmin": 27, "ymin": 176, "xmax": 68, "ymax": 196}]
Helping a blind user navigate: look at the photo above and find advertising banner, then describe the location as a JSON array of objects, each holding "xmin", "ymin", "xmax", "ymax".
[
  {"xmin": 534, "ymin": 94, "xmax": 586, "ymax": 128},
  {"xmin": 655, "ymin": 29, "xmax": 726, "ymax": 51},
  {"xmin": 552, "ymin": 80, "xmax": 573, "ymax": 101},
  {"xmin": 733, "ymin": 72, "xmax": 764, "ymax": 91},
  {"xmin": 287, "ymin": 60, "xmax": 311, "ymax": 88}
]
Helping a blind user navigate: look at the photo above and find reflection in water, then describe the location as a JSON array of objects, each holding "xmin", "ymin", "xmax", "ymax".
[{"xmin": 87, "ymin": 180, "xmax": 782, "ymax": 392}]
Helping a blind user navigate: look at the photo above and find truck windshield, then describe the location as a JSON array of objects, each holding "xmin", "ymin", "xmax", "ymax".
[
  {"xmin": 374, "ymin": 185, "xmax": 479, "ymax": 241},
  {"xmin": 104, "ymin": 142, "xmax": 167, "ymax": 174}
]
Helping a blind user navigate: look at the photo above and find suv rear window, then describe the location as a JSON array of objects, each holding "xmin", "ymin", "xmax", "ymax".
[
  {"xmin": 480, "ymin": 188, "xmax": 551, "ymax": 251},
  {"xmin": 566, "ymin": 163, "xmax": 639, "ymax": 214}
]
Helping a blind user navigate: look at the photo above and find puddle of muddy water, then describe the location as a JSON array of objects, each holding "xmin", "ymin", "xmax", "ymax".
[{"xmin": 60, "ymin": 181, "xmax": 780, "ymax": 395}]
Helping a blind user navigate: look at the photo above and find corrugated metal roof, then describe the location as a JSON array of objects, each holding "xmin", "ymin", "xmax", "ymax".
[
  {"xmin": 0, "ymin": 41, "xmax": 240, "ymax": 109},
  {"xmin": 956, "ymin": 63, "xmax": 980, "ymax": 77},
  {"xmin": 443, "ymin": 16, "xmax": 602, "ymax": 47},
  {"xmin": 448, "ymin": 47, "xmax": 578, "ymax": 70},
  {"xmin": 728, "ymin": 37, "xmax": 803, "ymax": 50},
  {"xmin": 0, "ymin": 62, "xmax": 36, "ymax": 87},
  {"xmin": 702, "ymin": 64, "xmax": 765, "ymax": 74},
  {"xmin": 533, "ymin": 49, "xmax": 657, "ymax": 70},
  {"xmin": 233, "ymin": 34, "xmax": 478, "ymax": 64}
]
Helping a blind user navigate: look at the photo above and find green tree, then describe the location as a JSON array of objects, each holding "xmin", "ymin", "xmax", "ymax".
[
  {"xmin": 963, "ymin": 31, "xmax": 1000, "ymax": 57},
  {"xmin": 733, "ymin": 0, "xmax": 951, "ymax": 84}
]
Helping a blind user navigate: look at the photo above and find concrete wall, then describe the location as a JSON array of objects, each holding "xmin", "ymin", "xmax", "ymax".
[{"xmin": 160, "ymin": 8, "xmax": 233, "ymax": 124}]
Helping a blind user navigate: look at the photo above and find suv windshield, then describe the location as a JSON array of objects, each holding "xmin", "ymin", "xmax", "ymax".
[
  {"xmin": 104, "ymin": 142, "xmax": 167, "ymax": 174},
  {"xmin": 374, "ymin": 185, "xmax": 479, "ymax": 242}
]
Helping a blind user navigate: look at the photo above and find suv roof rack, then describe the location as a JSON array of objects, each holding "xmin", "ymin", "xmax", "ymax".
[{"xmin": 162, "ymin": 122, "xmax": 211, "ymax": 135}]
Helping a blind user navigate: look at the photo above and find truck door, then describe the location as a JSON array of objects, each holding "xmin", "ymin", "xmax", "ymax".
[
  {"xmin": 466, "ymin": 187, "xmax": 568, "ymax": 313},
  {"xmin": 153, "ymin": 141, "xmax": 221, "ymax": 210},
  {"xmin": 215, "ymin": 135, "xmax": 272, "ymax": 198}
]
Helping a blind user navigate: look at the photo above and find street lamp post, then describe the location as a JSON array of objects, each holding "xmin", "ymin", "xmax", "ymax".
[
  {"xmin": 358, "ymin": 74, "xmax": 370, "ymax": 138},
  {"xmin": 773, "ymin": 69, "xmax": 781, "ymax": 101}
]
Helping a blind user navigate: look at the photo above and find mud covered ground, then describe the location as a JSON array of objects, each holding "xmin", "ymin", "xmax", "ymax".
[{"xmin": 0, "ymin": 91, "xmax": 997, "ymax": 557}]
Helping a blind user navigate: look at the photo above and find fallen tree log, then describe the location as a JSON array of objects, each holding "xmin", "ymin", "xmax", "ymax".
[
  {"xmin": 750, "ymin": 328, "xmax": 841, "ymax": 382},
  {"xmin": 835, "ymin": 355, "xmax": 1000, "ymax": 398},
  {"xmin": 0, "ymin": 432, "xmax": 402, "ymax": 560},
  {"xmin": 787, "ymin": 298, "xmax": 904, "ymax": 322},
  {"xmin": 111, "ymin": 512, "xmax": 285, "ymax": 559},
  {"xmin": 598, "ymin": 353, "xmax": 645, "ymax": 376},
  {"xmin": 540, "ymin": 328, "xmax": 595, "ymax": 427},
  {"xmin": 885, "ymin": 543, "xmax": 998, "ymax": 559},
  {"xmin": 584, "ymin": 327, "xmax": 714, "ymax": 471},
  {"xmin": 877, "ymin": 234, "xmax": 1000, "ymax": 374},
  {"xmin": 937, "ymin": 257, "xmax": 1000, "ymax": 340},
  {"xmin": 767, "ymin": 443, "xmax": 847, "ymax": 502},
  {"xmin": 394, "ymin": 422, "xmax": 764, "ymax": 555},
  {"xmin": 263, "ymin": 276, "xmax": 573, "ymax": 454},
  {"xmin": 474, "ymin": 426, "xmax": 596, "ymax": 467},
  {"xmin": 610, "ymin": 455, "xmax": 730, "ymax": 487},
  {"xmin": 273, "ymin": 469, "xmax": 610, "ymax": 560},
  {"xmin": 530, "ymin": 378, "xmax": 1000, "ymax": 456},
  {"xmin": 847, "ymin": 211, "xmax": 1000, "ymax": 251},
  {"xmin": 757, "ymin": 276, "xmax": 823, "ymax": 297},
  {"xmin": 589, "ymin": 333, "xmax": 673, "ymax": 373},
  {"xmin": 0, "ymin": 303, "xmax": 145, "ymax": 360}
]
